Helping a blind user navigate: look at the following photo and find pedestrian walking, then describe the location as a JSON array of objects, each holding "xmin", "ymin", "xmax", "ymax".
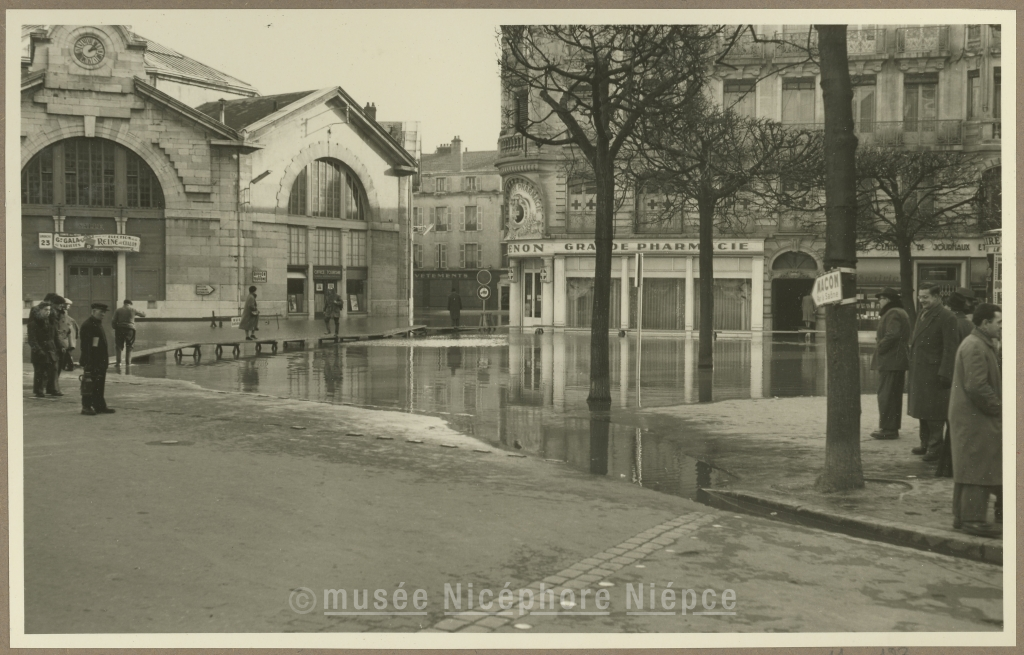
[
  {"xmin": 948, "ymin": 303, "xmax": 1002, "ymax": 537},
  {"xmin": 447, "ymin": 287, "xmax": 463, "ymax": 328},
  {"xmin": 801, "ymin": 292, "xmax": 816, "ymax": 329},
  {"xmin": 906, "ymin": 286, "xmax": 959, "ymax": 461},
  {"xmin": 79, "ymin": 303, "xmax": 114, "ymax": 415},
  {"xmin": 323, "ymin": 289, "xmax": 343, "ymax": 336},
  {"xmin": 869, "ymin": 288, "xmax": 910, "ymax": 440},
  {"xmin": 58, "ymin": 299, "xmax": 79, "ymax": 372},
  {"xmin": 239, "ymin": 286, "xmax": 260, "ymax": 340},
  {"xmin": 52, "ymin": 297, "xmax": 77, "ymax": 390},
  {"xmin": 27, "ymin": 301, "xmax": 61, "ymax": 398},
  {"xmin": 935, "ymin": 288, "xmax": 976, "ymax": 477},
  {"xmin": 112, "ymin": 299, "xmax": 146, "ymax": 366}
]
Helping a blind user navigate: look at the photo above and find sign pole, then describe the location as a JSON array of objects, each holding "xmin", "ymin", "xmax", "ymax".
[{"xmin": 635, "ymin": 252, "xmax": 643, "ymax": 408}]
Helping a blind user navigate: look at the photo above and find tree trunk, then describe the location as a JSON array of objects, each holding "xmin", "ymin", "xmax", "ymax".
[
  {"xmin": 897, "ymin": 240, "xmax": 917, "ymax": 326},
  {"xmin": 697, "ymin": 194, "xmax": 715, "ymax": 369},
  {"xmin": 814, "ymin": 25, "xmax": 864, "ymax": 493},
  {"xmin": 588, "ymin": 148, "xmax": 615, "ymax": 404}
]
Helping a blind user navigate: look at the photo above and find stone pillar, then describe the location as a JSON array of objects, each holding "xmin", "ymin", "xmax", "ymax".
[
  {"xmin": 116, "ymin": 215, "xmax": 128, "ymax": 304},
  {"xmin": 508, "ymin": 260, "xmax": 521, "ymax": 327},
  {"xmin": 307, "ymin": 226, "xmax": 315, "ymax": 320},
  {"xmin": 619, "ymin": 256, "xmax": 630, "ymax": 329},
  {"xmin": 53, "ymin": 214, "xmax": 65, "ymax": 297},
  {"xmin": 684, "ymin": 257, "xmax": 695, "ymax": 332},
  {"xmin": 541, "ymin": 256, "xmax": 554, "ymax": 326},
  {"xmin": 751, "ymin": 255, "xmax": 765, "ymax": 332},
  {"xmin": 553, "ymin": 256, "xmax": 566, "ymax": 327},
  {"xmin": 340, "ymin": 229, "xmax": 349, "ymax": 319}
]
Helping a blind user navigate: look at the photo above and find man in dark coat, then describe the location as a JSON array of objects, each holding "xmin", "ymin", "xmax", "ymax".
[
  {"xmin": 907, "ymin": 285, "xmax": 958, "ymax": 461},
  {"xmin": 447, "ymin": 288, "xmax": 463, "ymax": 328},
  {"xmin": 948, "ymin": 303, "xmax": 1002, "ymax": 537},
  {"xmin": 79, "ymin": 303, "xmax": 114, "ymax": 415},
  {"xmin": 27, "ymin": 302, "xmax": 60, "ymax": 398},
  {"xmin": 870, "ymin": 288, "xmax": 910, "ymax": 439},
  {"xmin": 936, "ymin": 287, "xmax": 977, "ymax": 476}
]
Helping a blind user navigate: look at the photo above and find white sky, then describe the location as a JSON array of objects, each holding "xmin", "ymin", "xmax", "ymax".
[{"xmin": 113, "ymin": 10, "xmax": 504, "ymax": 154}]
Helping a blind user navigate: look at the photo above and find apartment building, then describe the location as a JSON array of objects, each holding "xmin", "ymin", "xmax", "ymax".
[
  {"xmin": 414, "ymin": 137, "xmax": 506, "ymax": 311},
  {"xmin": 497, "ymin": 24, "xmax": 1002, "ymax": 332}
]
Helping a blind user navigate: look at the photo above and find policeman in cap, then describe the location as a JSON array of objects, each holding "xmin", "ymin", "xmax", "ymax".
[{"xmin": 79, "ymin": 303, "xmax": 114, "ymax": 415}]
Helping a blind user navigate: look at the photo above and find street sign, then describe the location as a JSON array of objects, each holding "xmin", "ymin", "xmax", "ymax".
[
  {"xmin": 252, "ymin": 270, "xmax": 268, "ymax": 283},
  {"xmin": 195, "ymin": 284, "xmax": 216, "ymax": 296},
  {"xmin": 476, "ymin": 269, "xmax": 492, "ymax": 286},
  {"xmin": 811, "ymin": 269, "xmax": 844, "ymax": 306},
  {"xmin": 231, "ymin": 316, "xmax": 242, "ymax": 328},
  {"xmin": 477, "ymin": 286, "xmax": 491, "ymax": 300}
]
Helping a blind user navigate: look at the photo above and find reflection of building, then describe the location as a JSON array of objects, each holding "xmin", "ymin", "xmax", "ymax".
[
  {"xmin": 497, "ymin": 24, "xmax": 1001, "ymax": 332},
  {"xmin": 20, "ymin": 25, "xmax": 416, "ymax": 326},
  {"xmin": 414, "ymin": 138, "xmax": 505, "ymax": 311}
]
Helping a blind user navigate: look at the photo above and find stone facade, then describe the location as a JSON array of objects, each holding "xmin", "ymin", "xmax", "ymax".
[{"xmin": 20, "ymin": 25, "xmax": 416, "ymax": 325}]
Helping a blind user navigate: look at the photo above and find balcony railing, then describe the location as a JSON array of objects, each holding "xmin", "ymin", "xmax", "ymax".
[
  {"xmin": 856, "ymin": 119, "xmax": 963, "ymax": 146},
  {"xmin": 847, "ymin": 28, "xmax": 886, "ymax": 55},
  {"xmin": 498, "ymin": 133, "xmax": 529, "ymax": 157},
  {"xmin": 719, "ymin": 32, "xmax": 765, "ymax": 59},
  {"xmin": 896, "ymin": 26, "xmax": 949, "ymax": 55},
  {"xmin": 963, "ymin": 120, "xmax": 1002, "ymax": 144},
  {"xmin": 774, "ymin": 28, "xmax": 886, "ymax": 57},
  {"xmin": 566, "ymin": 212, "xmax": 596, "ymax": 234},
  {"xmin": 634, "ymin": 213, "xmax": 684, "ymax": 234}
]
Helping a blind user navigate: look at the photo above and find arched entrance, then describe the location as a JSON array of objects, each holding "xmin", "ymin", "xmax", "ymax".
[
  {"xmin": 771, "ymin": 251, "xmax": 818, "ymax": 331},
  {"xmin": 21, "ymin": 137, "xmax": 165, "ymax": 329}
]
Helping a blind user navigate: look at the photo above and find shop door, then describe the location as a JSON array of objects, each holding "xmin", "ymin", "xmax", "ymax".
[
  {"xmin": 771, "ymin": 278, "xmax": 814, "ymax": 332},
  {"xmin": 66, "ymin": 260, "xmax": 117, "ymax": 343},
  {"xmin": 523, "ymin": 272, "xmax": 543, "ymax": 326}
]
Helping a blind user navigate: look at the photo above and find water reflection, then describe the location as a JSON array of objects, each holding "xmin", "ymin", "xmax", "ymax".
[{"xmin": 130, "ymin": 332, "xmax": 879, "ymax": 502}]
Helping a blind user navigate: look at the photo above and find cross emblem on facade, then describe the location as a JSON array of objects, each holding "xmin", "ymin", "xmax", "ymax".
[
  {"xmin": 647, "ymin": 199, "xmax": 659, "ymax": 211},
  {"xmin": 571, "ymin": 199, "xmax": 582, "ymax": 211},
  {"xmin": 585, "ymin": 198, "xmax": 596, "ymax": 211}
]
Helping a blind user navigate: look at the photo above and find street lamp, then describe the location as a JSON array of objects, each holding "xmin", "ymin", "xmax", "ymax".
[
  {"xmin": 238, "ymin": 170, "xmax": 271, "ymax": 313},
  {"xmin": 390, "ymin": 164, "xmax": 418, "ymax": 327}
]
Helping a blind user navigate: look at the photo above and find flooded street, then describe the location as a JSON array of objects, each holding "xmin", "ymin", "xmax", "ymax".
[{"xmin": 125, "ymin": 332, "xmax": 882, "ymax": 501}]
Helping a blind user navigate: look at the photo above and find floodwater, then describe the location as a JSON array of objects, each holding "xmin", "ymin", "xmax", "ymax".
[{"xmin": 127, "ymin": 332, "xmax": 882, "ymax": 502}]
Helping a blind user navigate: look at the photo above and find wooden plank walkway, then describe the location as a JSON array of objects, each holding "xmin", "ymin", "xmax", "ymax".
[{"xmin": 113, "ymin": 325, "xmax": 427, "ymax": 364}]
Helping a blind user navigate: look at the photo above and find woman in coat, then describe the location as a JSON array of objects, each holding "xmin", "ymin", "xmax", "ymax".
[{"xmin": 239, "ymin": 286, "xmax": 260, "ymax": 340}]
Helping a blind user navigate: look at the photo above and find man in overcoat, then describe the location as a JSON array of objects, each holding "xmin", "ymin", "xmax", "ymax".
[
  {"xmin": 79, "ymin": 303, "xmax": 114, "ymax": 416},
  {"xmin": 935, "ymin": 288, "xmax": 977, "ymax": 476},
  {"xmin": 448, "ymin": 287, "xmax": 463, "ymax": 328},
  {"xmin": 948, "ymin": 303, "xmax": 1002, "ymax": 537},
  {"xmin": 870, "ymin": 288, "xmax": 911, "ymax": 439},
  {"xmin": 907, "ymin": 285, "xmax": 959, "ymax": 461}
]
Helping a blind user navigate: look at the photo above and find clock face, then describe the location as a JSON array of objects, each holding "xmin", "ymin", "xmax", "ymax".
[{"xmin": 73, "ymin": 36, "xmax": 106, "ymax": 66}]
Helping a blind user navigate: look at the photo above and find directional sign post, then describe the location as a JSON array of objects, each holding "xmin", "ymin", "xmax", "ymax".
[
  {"xmin": 477, "ymin": 285, "xmax": 492, "ymax": 329},
  {"xmin": 195, "ymin": 284, "xmax": 216, "ymax": 296},
  {"xmin": 812, "ymin": 268, "xmax": 856, "ymax": 307}
]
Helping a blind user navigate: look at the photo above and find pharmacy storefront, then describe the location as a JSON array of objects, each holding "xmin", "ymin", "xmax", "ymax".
[{"xmin": 507, "ymin": 238, "xmax": 765, "ymax": 332}]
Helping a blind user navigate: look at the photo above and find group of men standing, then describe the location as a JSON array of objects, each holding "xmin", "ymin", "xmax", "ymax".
[
  {"xmin": 870, "ymin": 285, "xmax": 1002, "ymax": 538},
  {"xmin": 27, "ymin": 297, "xmax": 145, "ymax": 416}
]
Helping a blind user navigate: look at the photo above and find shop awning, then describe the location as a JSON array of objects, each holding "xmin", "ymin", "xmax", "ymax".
[{"xmin": 287, "ymin": 271, "xmax": 307, "ymax": 279}]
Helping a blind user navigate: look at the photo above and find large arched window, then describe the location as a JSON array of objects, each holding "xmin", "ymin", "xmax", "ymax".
[
  {"xmin": 288, "ymin": 158, "xmax": 364, "ymax": 220},
  {"xmin": 21, "ymin": 138, "xmax": 164, "ymax": 208}
]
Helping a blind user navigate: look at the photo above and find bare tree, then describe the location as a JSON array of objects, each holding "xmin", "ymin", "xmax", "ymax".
[
  {"xmin": 628, "ymin": 104, "xmax": 821, "ymax": 369},
  {"xmin": 500, "ymin": 25, "xmax": 720, "ymax": 404},
  {"xmin": 814, "ymin": 24, "xmax": 864, "ymax": 493},
  {"xmin": 855, "ymin": 147, "xmax": 986, "ymax": 325}
]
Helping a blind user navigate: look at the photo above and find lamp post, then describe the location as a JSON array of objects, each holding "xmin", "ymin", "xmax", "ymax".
[
  {"xmin": 390, "ymin": 166, "xmax": 418, "ymax": 327},
  {"xmin": 239, "ymin": 169, "xmax": 272, "ymax": 314}
]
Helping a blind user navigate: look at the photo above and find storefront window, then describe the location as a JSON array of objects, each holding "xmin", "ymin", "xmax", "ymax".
[
  {"xmin": 693, "ymin": 279, "xmax": 752, "ymax": 330},
  {"xmin": 629, "ymin": 278, "xmax": 686, "ymax": 330},
  {"xmin": 346, "ymin": 279, "xmax": 366, "ymax": 313},
  {"xmin": 566, "ymin": 278, "xmax": 621, "ymax": 329}
]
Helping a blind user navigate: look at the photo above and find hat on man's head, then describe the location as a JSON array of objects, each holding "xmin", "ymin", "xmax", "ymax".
[
  {"xmin": 875, "ymin": 287, "xmax": 901, "ymax": 301},
  {"xmin": 43, "ymin": 293, "xmax": 59, "ymax": 303},
  {"xmin": 123, "ymin": 299, "xmax": 133, "ymax": 305},
  {"xmin": 63, "ymin": 298, "xmax": 73, "ymax": 306},
  {"xmin": 51, "ymin": 295, "xmax": 65, "ymax": 305},
  {"xmin": 90, "ymin": 303, "xmax": 109, "ymax": 311},
  {"xmin": 952, "ymin": 287, "xmax": 975, "ymax": 300}
]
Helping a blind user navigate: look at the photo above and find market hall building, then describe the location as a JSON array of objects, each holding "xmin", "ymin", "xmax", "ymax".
[{"xmin": 20, "ymin": 25, "xmax": 416, "ymax": 328}]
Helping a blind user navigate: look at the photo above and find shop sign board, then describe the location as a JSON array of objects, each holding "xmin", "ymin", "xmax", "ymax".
[
  {"xmin": 811, "ymin": 269, "xmax": 844, "ymax": 306},
  {"xmin": 252, "ymin": 270, "xmax": 268, "ymax": 283},
  {"xmin": 39, "ymin": 232, "xmax": 140, "ymax": 252},
  {"xmin": 506, "ymin": 238, "xmax": 763, "ymax": 256},
  {"xmin": 313, "ymin": 266, "xmax": 343, "ymax": 278},
  {"xmin": 857, "ymin": 238, "xmax": 985, "ymax": 258}
]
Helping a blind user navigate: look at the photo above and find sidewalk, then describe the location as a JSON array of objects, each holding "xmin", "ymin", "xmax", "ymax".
[
  {"xmin": 636, "ymin": 394, "xmax": 1004, "ymax": 561},
  {"xmin": 19, "ymin": 374, "xmax": 1002, "ymax": 635}
]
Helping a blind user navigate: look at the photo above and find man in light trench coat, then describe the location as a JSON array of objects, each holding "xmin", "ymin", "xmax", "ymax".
[{"xmin": 948, "ymin": 303, "xmax": 1002, "ymax": 538}]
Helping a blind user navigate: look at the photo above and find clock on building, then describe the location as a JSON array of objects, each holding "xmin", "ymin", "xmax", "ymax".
[{"xmin": 73, "ymin": 35, "xmax": 106, "ymax": 67}]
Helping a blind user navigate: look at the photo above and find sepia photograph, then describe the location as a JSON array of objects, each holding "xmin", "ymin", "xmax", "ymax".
[{"xmin": 7, "ymin": 7, "xmax": 1014, "ymax": 648}]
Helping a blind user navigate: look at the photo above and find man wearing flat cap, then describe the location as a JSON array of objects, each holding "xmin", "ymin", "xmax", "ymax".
[
  {"xmin": 79, "ymin": 303, "xmax": 114, "ymax": 416},
  {"xmin": 870, "ymin": 288, "xmax": 911, "ymax": 439}
]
